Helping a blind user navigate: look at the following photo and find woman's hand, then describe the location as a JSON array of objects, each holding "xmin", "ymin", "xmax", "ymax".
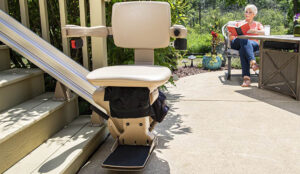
[{"xmin": 228, "ymin": 32, "xmax": 235, "ymax": 41}]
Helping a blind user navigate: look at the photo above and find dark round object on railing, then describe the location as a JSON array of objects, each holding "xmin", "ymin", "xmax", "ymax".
[
  {"xmin": 174, "ymin": 38, "xmax": 187, "ymax": 50},
  {"xmin": 174, "ymin": 29, "xmax": 180, "ymax": 36}
]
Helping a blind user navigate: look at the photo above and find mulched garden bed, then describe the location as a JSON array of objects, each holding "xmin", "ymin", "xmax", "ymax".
[{"xmin": 173, "ymin": 66, "xmax": 226, "ymax": 78}]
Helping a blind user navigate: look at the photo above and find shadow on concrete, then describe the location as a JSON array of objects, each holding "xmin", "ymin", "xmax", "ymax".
[
  {"xmin": 218, "ymin": 74, "xmax": 300, "ymax": 116},
  {"xmin": 235, "ymin": 88, "xmax": 300, "ymax": 116},
  {"xmin": 218, "ymin": 74, "xmax": 259, "ymax": 87},
  {"xmin": 156, "ymin": 92, "xmax": 192, "ymax": 150}
]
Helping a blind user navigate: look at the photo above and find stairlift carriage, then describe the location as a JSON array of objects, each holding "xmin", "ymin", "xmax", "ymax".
[{"xmin": 63, "ymin": 1, "xmax": 187, "ymax": 170}]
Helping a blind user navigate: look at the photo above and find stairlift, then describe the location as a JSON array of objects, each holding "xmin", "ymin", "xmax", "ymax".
[{"xmin": 63, "ymin": 1, "xmax": 187, "ymax": 170}]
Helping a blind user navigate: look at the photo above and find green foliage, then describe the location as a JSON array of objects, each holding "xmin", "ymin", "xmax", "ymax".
[
  {"xmin": 230, "ymin": 56, "xmax": 260, "ymax": 69},
  {"xmin": 231, "ymin": 57, "xmax": 242, "ymax": 69},
  {"xmin": 187, "ymin": 29, "xmax": 211, "ymax": 53},
  {"xmin": 197, "ymin": 61, "xmax": 203, "ymax": 68},
  {"xmin": 205, "ymin": 53, "xmax": 223, "ymax": 65},
  {"xmin": 225, "ymin": 0, "xmax": 247, "ymax": 6},
  {"xmin": 256, "ymin": 9, "xmax": 288, "ymax": 34},
  {"xmin": 8, "ymin": 0, "xmax": 85, "ymax": 69}
]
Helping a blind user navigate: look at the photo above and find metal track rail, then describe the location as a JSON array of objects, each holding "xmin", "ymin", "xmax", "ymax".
[{"xmin": 0, "ymin": 10, "xmax": 104, "ymax": 112}]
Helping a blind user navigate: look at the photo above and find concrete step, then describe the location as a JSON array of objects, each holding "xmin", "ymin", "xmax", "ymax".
[
  {"xmin": 0, "ymin": 92, "xmax": 79, "ymax": 173},
  {"xmin": 4, "ymin": 115, "xmax": 109, "ymax": 174},
  {"xmin": 0, "ymin": 68, "xmax": 45, "ymax": 112},
  {"xmin": 0, "ymin": 45, "xmax": 10, "ymax": 71}
]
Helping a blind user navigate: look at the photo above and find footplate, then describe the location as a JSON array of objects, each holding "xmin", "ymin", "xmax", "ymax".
[{"xmin": 102, "ymin": 138, "xmax": 157, "ymax": 171}]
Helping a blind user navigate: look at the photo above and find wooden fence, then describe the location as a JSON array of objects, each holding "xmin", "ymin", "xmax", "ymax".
[{"xmin": 0, "ymin": 0, "xmax": 108, "ymax": 70}]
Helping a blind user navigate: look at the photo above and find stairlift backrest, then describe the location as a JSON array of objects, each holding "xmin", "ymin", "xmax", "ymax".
[{"xmin": 112, "ymin": 1, "xmax": 171, "ymax": 49}]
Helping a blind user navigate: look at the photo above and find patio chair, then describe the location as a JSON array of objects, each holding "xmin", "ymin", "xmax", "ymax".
[
  {"xmin": 222, "ymin": 21, "xmax": 260, "ymax": 80},
  {"xmin": 63, "ymin": 1, "xmax": 187, "ymax": 171}
]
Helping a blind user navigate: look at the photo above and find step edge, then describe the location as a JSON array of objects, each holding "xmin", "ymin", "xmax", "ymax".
[
  {"xmin": 4, "ymin": 116, "xmax": 91, "ymax": 174},
  {"xmin": 62, "ymin": 126, "xmax": 109, "ymax": 174},
  {"xmin": 0, "ymin": 94, "xmax": 78, "ymax": 144},
  {"xmin": 0, "ymin": 68, "xmax": 44, "ymax": 88},
  {"xmin": 35, "ymin": 124, "xmax": 108, "ymax": 174}
]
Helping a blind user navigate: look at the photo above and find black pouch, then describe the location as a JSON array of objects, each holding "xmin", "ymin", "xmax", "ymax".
[
  {"xmin": 104, "ymin": 87, "xmax": 151, "ymax": 118},
  {"xmin": 151, "ymin": 91, "xmax": 169, "ymax": 123}
]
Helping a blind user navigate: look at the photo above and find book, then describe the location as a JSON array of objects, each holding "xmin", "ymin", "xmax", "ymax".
[{"xmin": 227, "ymin": 22, "xmax": 250, "ymax": 36}]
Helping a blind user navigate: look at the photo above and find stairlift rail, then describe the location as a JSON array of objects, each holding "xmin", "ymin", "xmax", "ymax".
[{"xmin": 0, "ymin": 10, "xmax": 106, "ymax": 113}]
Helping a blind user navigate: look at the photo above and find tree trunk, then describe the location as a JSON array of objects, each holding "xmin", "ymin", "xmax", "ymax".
[
  {"xmin": 213, "ymin": 0, "xmax": 216, "ymax": 9},
  {"xmin": 294, "ymin": 0, "xmax": 300, "ymax": 15},
  {"xmin": 198, "ymin": 2, "xmax": 201, "ymax": 25}
]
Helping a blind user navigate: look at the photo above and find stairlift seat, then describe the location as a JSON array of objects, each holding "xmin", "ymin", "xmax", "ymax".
[{"xmin": 87, "ymin": 65, "xmax": 171, "ymax": 89}]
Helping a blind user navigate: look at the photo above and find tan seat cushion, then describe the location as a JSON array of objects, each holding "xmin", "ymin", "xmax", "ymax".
[{"xmin": 87, "ymin": 65, "xmax": 171, "ymax": 89}]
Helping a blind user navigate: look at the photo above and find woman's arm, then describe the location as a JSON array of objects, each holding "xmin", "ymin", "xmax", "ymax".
[
  {"xmin": 247, "ymin": 22, "xmax": 265, "ymax": 35},
  {"xmin": 247, "ymin": 29, "xmax": 265, "ymax": 35}
]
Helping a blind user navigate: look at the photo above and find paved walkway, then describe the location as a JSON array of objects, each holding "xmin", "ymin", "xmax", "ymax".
[{"xmin": 79, "ymin": 70, "xmax": 300, "ymax": 174}]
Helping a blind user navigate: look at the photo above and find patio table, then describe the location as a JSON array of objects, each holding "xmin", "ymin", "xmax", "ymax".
[{"xmin": 238, "ymin": 35, "xmax": 300, "ymax": 100}]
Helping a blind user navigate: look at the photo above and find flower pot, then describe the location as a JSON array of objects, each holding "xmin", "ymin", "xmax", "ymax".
[
  {"xmin": 202, "ymin": 55, "xmax": 222, "ymax": 70},
  {"xmin": 294, "ymin": 24, "xmax": 300, "ymax": 37}
]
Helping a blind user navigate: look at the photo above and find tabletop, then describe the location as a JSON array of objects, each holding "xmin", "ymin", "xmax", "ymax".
[{"xmin": 237, "ymin": 35, "xmax": 300, "ymax": 42}]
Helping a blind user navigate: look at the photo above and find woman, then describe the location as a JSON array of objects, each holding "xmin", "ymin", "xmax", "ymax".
[{"xmin": 229, "ymin": 4, "xmax": 265, "ymax": 87}]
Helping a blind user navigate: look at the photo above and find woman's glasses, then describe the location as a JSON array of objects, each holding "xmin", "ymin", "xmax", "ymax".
[{"xmin": 245, "ymin": 10, "xmax": 253, "ymax": 14}]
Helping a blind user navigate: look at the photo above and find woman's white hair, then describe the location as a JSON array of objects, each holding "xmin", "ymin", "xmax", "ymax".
[{"xmin": 245, "ymin": 4, "xmax": 258, "ymax": 16}]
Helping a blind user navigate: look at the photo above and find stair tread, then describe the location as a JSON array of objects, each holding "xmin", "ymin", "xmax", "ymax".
[
  {"xmin": 5, "ymin": 115, "xmax": 108, "ymax": 174},
  {"xmin": 0, "ymin": 68, "xmax": 43, "ymax": 88},
  {"xmin": 0, "ymin": 92, "xmax": 76, "ymax": 143}
]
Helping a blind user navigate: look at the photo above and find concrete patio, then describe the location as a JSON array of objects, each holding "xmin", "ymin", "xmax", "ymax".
[{"xmin": 79, "ymin": 70, "xmax": 300, "ymax": 174}]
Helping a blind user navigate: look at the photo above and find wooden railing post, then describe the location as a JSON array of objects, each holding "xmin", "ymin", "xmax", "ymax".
[
  {"xmin": 39, "ymin": 0, "xmax": 50, "ymax": 42},
  {"xmin": 79, "ymin": 0, "xmax": 89, "ymax": 69},
  {"xmin": 89, "ymin": 0, "xmax": 108, "ymax": 69},
  {"xmin": 0, "ymin": 0, "xmax": 8, "ymax": 12},
  {"xmin": 19, "ymin": 0, "xmax": 30, "ymax": 27},
  {"xmin": 59, "ymin": 0, "xmax": 71, "ymax": 56}
]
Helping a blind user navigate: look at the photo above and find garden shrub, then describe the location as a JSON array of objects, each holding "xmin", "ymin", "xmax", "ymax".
[
  {"xmin": 187, "ymin": 29, "xmax": 211, "ymax": 54},
  {"xmin": 256, "ymin": 9, "xmax": 288, "ymax": 35}
]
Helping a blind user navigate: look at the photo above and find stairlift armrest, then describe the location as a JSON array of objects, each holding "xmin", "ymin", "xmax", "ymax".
[
  {"xmin": 170, "ymin": 25, "xmax": 187, "ymax": 39},
  {"xmin": 62, "ymin": 25, "xmax": 112, "ymax": 38}
]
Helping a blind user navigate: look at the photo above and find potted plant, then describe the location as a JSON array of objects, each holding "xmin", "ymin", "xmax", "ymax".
[
  {"xmin": 294, "ymin": 13, "xmax": 300, "ymax": 37},
  {"xmin": 202, "ymin": 31, "xmax": 223, "ymax": 70}
]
